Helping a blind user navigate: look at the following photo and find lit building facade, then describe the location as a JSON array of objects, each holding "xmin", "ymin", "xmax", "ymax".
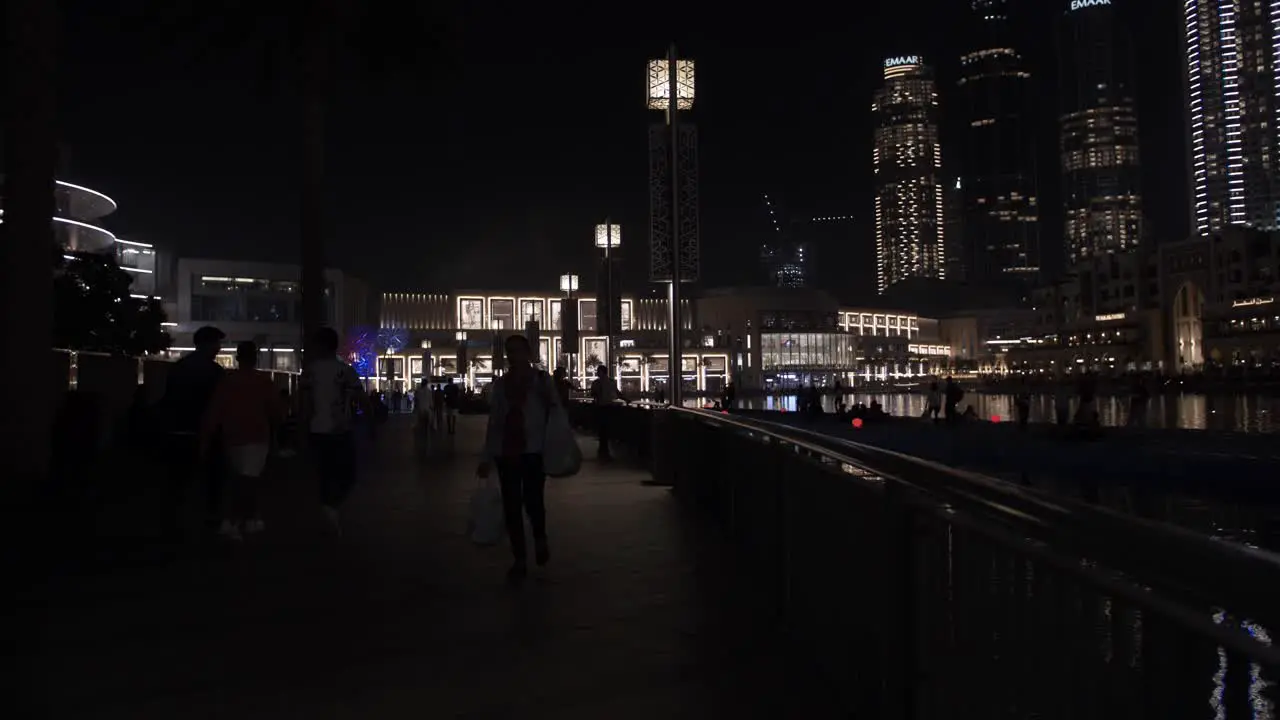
[
  {"xmin": 1, "ymin": 179, "xmax": 116, "ymax": 252},
  {"xmin": 115, "ymin": 239, "xmax": 158, "ymax": 299},
  {"xmin": 1184, "ymin": 0, "xmax": 1280, "ymax": 234},
  {"xmin": 1057, "ymin": 0, "xmax": 1144, "ymax": 265},
  {"xmin": 996, "ymin": 227, "xmax": 1280, "ymax": 374},
  {"xmin": 943, "ymin": 178, "xmax": 967, "ymax": 282},
  {"xmin": 0, "ymin": 179, "xmax": 161, "ymax": 300},
  {"xmin": 375, "ymin": 287, "xmax": 954, "ymax": 395},
  {"xmin": 167, "ymin": 258, "xmax": 375, "ymax": 372},
  {"xmin": 377, "ymin": 290, "xmax": 706, "ymax": 395},
  {"xmin": 697, "ymin": 287, "xmax": 950, "ymax": 390},
  {"xmin": 958, "ymin": 0, "xmax": 1040, "ymax": 282},
  {"xmin": 873, "ymin": 56, "xmax": 946, "ymax": 294},
  {"xmin": 774, "ymin": 243, "xmax": 809, "ymax": 288}
]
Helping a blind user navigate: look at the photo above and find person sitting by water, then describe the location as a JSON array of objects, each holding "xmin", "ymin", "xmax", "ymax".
[{"xmin": 868, "ymin": 399, "xmax": 886, "ymax": 419}]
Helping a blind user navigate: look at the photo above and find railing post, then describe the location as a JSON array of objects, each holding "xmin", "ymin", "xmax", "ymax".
[
  {"xmin": 650, "ymin": 408, "xmax": 676, "ymax": 489},
  {"xmin": 881, "ymin": 481, "xmax": 918, "ymax": 719}
]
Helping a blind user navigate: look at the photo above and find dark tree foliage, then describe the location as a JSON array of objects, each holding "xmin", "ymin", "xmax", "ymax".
[{"xmin": 54, "ymin": 250, "xmax": 170, "ymax": 356}]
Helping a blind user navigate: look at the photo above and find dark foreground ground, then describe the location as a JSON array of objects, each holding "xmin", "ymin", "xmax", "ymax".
[{"xmin": 16, "ymin": 417, "xmax": 842, "ymax": 718}]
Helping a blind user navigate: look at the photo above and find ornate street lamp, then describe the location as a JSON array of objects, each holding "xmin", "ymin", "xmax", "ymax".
[
  {"xmin": 595, "ymin": 223, "xmax": 620, "ymax": 369},
  {"xmin": 646, "ymin": 47, "xmax": 695, "ymax": 404}
]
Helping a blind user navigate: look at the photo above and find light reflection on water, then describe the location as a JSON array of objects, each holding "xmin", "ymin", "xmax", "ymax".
[
  {"xmin": 1211, "ymin": 609, "xmax": 1275, "ymax": 720},
  {"xmin": 716, "ymin": 393, "xmax": 1280, "ymax": 433}
]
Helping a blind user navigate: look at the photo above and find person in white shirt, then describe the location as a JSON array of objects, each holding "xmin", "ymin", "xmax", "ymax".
[
  {"xmin": 299, "ymin": 327, "xmax": 368, "ymax": 533},
  {"xmin": 477, "ymin": 335, "xmax": 561, "ymax": 580}
]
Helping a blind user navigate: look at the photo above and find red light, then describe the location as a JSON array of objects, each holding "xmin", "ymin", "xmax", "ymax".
[
  {"xmin": 991, "ymin": 415, "xmax": 1001, "ymax": 423},
  {"xmin": 852, "ymin": 418, "xmax": 863, "ymax": 429},
  {"xmin": 721, "ymin": 410, "xmax": 729, "ymax": 415}
]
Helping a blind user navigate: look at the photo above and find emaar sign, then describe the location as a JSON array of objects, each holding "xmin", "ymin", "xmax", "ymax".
[
  {"xmin": 1070, "ymin": 0, "xmax": 1110, "ymax": 10},
  {"xmin": 885, "ymin": 56, "xmax": 920, "ymax": 68}
]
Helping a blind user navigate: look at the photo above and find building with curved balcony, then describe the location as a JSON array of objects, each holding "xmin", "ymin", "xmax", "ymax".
[
  {"xmin": 1, "ymin": 178, "xmax": 162, "ymax": 298},
  {"xmin": 0, "ymin": 179, "xmax": 120, "ymax": 253},
  {"xmin": 51, "ymin": 180, "xmax": 118, "ymax": 252}
]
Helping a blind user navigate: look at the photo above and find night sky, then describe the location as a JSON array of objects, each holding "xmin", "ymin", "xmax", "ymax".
[{"xmin": 56, "ymin": 0, "xmax": 1182, "ymax": 304}]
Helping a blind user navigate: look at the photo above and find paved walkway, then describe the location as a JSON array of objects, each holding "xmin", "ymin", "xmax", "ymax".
[{"xmin": 19, "ymin": 417, "xmax": 840, "ymax": 718}]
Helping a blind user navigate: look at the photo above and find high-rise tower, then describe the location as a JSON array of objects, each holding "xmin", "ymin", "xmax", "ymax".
[
  {"xmin": 1057, "ymin": 0, "xmax": 1143, "ymax": 265},
  {"xmin": 1184, "ymin": 0, "xmax": 1280, "ymax": 233},
  {"xmin": 873, "ymin": 56, "xmax": 945, "ymax": 294},
  {"xmin": 958, "ymin": 0, "xmax": 1040, "ymax": 282}
]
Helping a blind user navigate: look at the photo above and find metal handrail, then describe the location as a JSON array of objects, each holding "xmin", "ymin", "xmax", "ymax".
[{"xmin": 670, "ymin": 406, "xmax": 1280, "ymax": 635}]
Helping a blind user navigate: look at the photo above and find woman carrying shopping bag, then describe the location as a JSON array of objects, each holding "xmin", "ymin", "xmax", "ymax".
[{"xmin": 477, "ymin": 334, "xmax": 576, "ymax": 581}]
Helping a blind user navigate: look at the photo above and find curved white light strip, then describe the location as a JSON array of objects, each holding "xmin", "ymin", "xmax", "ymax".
[
  {"xmin": 55, "ymin": 180, "xmax": 118, "ymax": 214},
  {"xmin": 115, "ymin": 238, "xmax": 153, "ymax": 248},
  {"xmin": 52, "ymin": 216, "xmax": 117, "ymax": 242}
]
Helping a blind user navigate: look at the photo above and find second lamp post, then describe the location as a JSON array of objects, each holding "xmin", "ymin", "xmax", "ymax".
[{"xmin": 594, "ymin": 222, "xmax": 620, "ymax": 371}]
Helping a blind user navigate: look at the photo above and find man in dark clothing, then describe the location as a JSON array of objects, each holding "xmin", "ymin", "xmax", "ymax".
[
  {"xmin": 158, "ymin": 325, "xmax": 226, "ymax": 535},
  {"xmin": 943, "ymin": 376, "xmax": 963, "ymax": 422},
  {"xmin": 443, "ymin": 381, "xmax": 460, "ymax": 434},
  {"xmin": 590, "ymin": 365, "xmax": 617, "ymax": 461}
]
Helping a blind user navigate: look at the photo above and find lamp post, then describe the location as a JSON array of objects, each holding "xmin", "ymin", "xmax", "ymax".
[
  {"xmin": 647, "ymin": 46, "xmax": 694, "ymax": 405},
  {"xmin": 594, "ymin": 222, "xmax": 621, "ymax": 369},
  {"xmin": 559, "ymin": 273, "xmax": 579, "ymax": 380},
  {"xmin": 455, "ymin": 330, "xmax": 467, "ymax": 388}
]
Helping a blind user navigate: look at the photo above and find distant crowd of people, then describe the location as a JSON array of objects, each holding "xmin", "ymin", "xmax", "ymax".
[
  {"xmin": 154, "ymin": 325, "xmax": 630, "ymax": 583},
  {"xmin": 158, "ymin": 325, "xmax": 372, "ymax": 541}
]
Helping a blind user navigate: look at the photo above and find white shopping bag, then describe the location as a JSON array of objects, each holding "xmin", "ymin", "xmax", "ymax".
[
  {"xmin": 543, "ymin": 404, "xmax": 582, "ymax": 478},
  {"xmin": 468, "ymin": 475, "xmax": 504, "ymax": 547}
]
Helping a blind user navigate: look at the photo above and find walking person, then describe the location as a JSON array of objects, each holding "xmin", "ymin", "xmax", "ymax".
[
  {"xmin": 925, "ymin": 381, "xmax": 942, "ymax": 421},
  {"xmin": 443, "ymin": 380, "xmax": 460, "ymax": 435},
  {"xmin": 414, "ymin": 379, "xmax": 437, "ymax": 456},
  {"xmin": 552, "ymin": 366, "xmax": 572, "ymax": 407},
  {"xmin": 157, "ymin": 325, "xmax": 226, "ymax": 537},
  {"xmin": 200, "ymin": 341, "xmax": 283, "ymax": 540},
  {"xmin": 478, "ymin": 335, "xmax": 561, "ymax": 581},
  {"xmin": 299, "ymin": 327, "xmax": 369, "ymax": 534},
  {"xmin": 590, "ymin": 364, "xmax": 617, "ymax": 461}
]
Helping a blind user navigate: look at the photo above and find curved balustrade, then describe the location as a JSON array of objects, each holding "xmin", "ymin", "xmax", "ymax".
[{"xmin": 598, "ymin": 404, "xmax": 1280, "ymax": 717}]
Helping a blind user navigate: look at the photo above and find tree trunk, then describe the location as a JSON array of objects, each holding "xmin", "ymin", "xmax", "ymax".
[
  {"xmin": 1, "ymin": 0, "xmax": 59, "ymax": 498},
  {"xmin": 300, "ymin": 0, "xmax": 331, "ymax": 359}
]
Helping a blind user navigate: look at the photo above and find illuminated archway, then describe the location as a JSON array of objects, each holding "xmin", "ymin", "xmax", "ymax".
[{"xmin": 1172, "ymin": 282, "xmax": 1204, "ymax": 370}]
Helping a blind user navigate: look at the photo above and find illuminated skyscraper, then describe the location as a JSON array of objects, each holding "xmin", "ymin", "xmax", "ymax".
[
  {"xmin": 1184, "ymin": 0, "xmax": 1280, "ymax": 233},
  {"xmin": 873, "ymin": 56, "xmax": 945, "ymax": 294},
  {"xmin": 1057, "ymin": 0, "xmax": 1143, "ymax": 265},
  {"xmin": 944, "ymin": 177, "xmax": 966, "ymax": 282},
  {"xmin": 958, "ymin": 0, "xmax": 1039, "ymax": 282}
]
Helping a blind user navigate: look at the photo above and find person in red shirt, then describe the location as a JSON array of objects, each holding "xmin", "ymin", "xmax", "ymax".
[{"xmin": 201, "ymin": 341, "xmax": 283, "ymax": 540}]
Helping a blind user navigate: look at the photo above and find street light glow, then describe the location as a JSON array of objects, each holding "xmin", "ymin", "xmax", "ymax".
[
  {"xmin": 646, "ymin": 59, "xmax": 695, "ymax": 110},
  {"xmin": 594, "ymin": 224, "xmax": 622, "ymax": 248},
  {"xmin": 559, "ymin": 274, "xmax": 579, "ymax": 292}
]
